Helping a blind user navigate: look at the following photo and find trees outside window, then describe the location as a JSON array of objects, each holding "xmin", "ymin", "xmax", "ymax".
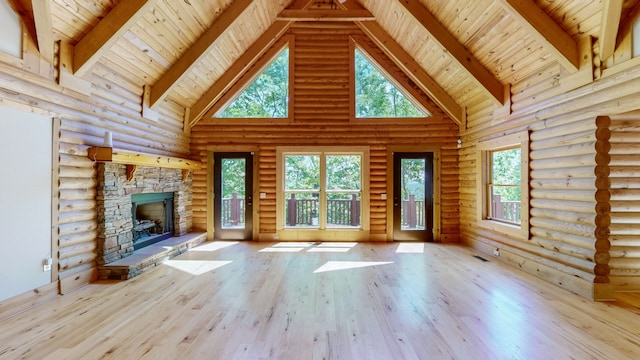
[
  {"xmin": 217, "ymin": 48, "xmax": 289, "ymax": 118},
  {"xmin": 489, "ymin": 148, "xmax": 521, "ymax": 224},
  {"xmin": 476, "ymin": 131, "xmax": 530, "ymax": 239},
  {"xmin": 354, "ymin": 49, "xmax": 426, "ymax": 118},
  {"xmin": 284, "ymin": 153, "xmax": 362, "ymax": 228}
]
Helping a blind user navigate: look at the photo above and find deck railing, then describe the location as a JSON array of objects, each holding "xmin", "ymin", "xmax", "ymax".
[
  {"xmin": 222, "ymin": 192, "xmax": 245, "ymax": 226},
  {"xmin": 286, "ymin": 194, "xmax": 360, "ymax": 226},
  {"xmin": 491, "ymin": 194, "xmax": 521, "ymax": 223},
  {"xmin": 401, "ymin": 194, "xmax": 425, "ymax": 228}
]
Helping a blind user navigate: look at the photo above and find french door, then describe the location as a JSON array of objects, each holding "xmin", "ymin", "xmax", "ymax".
[
  {"xmin": 213, "ymin": 152, "xmax": 253, "ymax": 240},
  {"xmin": 392, "ymin": 152, "xmax": 433, "ymax": 241}
]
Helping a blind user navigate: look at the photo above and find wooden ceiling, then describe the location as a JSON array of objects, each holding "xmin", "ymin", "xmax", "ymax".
[{"xmin": 8, "ymin": 0, "xmax": 640, "ymax": 125}]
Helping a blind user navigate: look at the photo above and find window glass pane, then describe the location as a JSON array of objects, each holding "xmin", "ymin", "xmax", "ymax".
[
  {"xmin": 326, "ymin": 155, "xmax": 361, "ymax": 190},
  {"xmin": 285, "ymin": 155, "xmax": 320, "ymax": 190},
  {"xmin": 354, "ymin": 49, "xmax": 428, "ymax": 118},
  {"xmin": 490, "ymin": 148, "xmax": 521, "ymax": 224},
  {"xmin": 326, "ymin": 193, "xmax": 361, "ymax": 228},
  {"xmin": 217, "ymin": 48, "xmax": 289, "ymax": 118},
  {"xmin": 401, "ymin": 159, "xmax": 426, "ymax": 230},
  {"xmin": 284, "ymin": 192, "xmax": 319, "ymax": 228},
  {"xmin": 221, "ymin": 158, "xmax": 246, "ymax": 229}
]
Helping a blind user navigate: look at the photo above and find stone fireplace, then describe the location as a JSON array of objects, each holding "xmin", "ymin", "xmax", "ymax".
[{"xmin": 96, "ymin": 162, "xmax": 203, "ymax": 279}]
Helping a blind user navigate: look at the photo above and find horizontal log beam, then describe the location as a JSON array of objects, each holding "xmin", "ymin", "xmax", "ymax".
[
  {"xmin": 88, "ymin": 147, "xmax": 201, "ymax": 170},
  {"xmin": 277, "ymin": 9, "xmax": 375, "ymax": 21}
]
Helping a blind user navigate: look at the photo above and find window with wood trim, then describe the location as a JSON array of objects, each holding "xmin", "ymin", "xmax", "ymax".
[
  {"xmin": 477, "ymin": 131, "xmax": 530, "ymax": 239},
  {"xmin": 277, "ymin": 146, "xmax": 370, "ymax": 237},
  {"xmin": 216, "ymin": 47, "xmax": 289, "ymax": 118},
  {"xmin": 354, "ymin": 48, "xmax": 428, "ymax": 118}
]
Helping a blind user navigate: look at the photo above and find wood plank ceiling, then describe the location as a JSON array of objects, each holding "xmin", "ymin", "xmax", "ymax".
[{"xmin": 12, "ymin": 0, "xmax": 640, "ymax": 126}]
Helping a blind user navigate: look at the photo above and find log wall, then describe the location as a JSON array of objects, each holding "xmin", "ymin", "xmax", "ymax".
[
  {"xmin": 608, "ymin": 112, "xmax": 640, "ymax": 290},
  {"xmin": 190, "ymin": 22, "xmax": 460, "ymax": 242},
  {"xmin": 460, "ymin": 58, "xmax": 640, "ymax": 299},
  {"xmin": 0, "ymin": 47, "xmax": 190, "ymax": 296}
]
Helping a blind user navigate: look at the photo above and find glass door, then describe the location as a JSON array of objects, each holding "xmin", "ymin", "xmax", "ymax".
[
  {"xmin": 213, "ymin": 152, "xmax": 253, "ymax": 240},
  {"xmin": 393, "ymin": 152, "xmax": 433, "ymax": 241}
]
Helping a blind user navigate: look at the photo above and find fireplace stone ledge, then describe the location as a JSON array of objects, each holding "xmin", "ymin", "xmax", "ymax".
[{"xmin": 98, "ymin": 232, "xmax": 207, "ymax": 280}]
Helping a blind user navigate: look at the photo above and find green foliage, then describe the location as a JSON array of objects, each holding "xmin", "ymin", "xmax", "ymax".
[
  {"xmin": 218, "ymin": 49, "xmax": 289, "ymax": 118},
  {"xmin": 285, "ymin": 155, "xmax": 320, "ymax": 190},
  {"xmin": 326, "ymin": 155, "xmax": 361, "ymax": 191},
  {"xmin": 355, "ymin": 49, "xmax": 426, "ymax": 118},
  {"xmin": 221, "ymin": 158, "xmax": 245, "ymax": 198},
  {"xmin": 401, "ymin": 159, "xmax": 425, "ymax": 200},
  {"xmin": 491, "ymin": 148, "xmax": 521, "ymax": 201}
]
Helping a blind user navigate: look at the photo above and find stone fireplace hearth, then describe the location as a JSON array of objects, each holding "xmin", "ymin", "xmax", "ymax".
[{"xmin": 96, "ymin": 163, "xmax": 204, "ymax": 279}]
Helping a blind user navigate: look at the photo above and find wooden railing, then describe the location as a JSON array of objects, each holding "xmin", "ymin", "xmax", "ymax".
[
  {"xmin": 286, "ymin": 193, "xmax": 360, "ymax": 226},
  {"xmin": 401, "ymin": 194, "xmax": 424, "ymax": 228},
  {"xmin": 222, "ymin": 192, "xmax": 245, "ymax": 226},
  {"xmin": 491, "ymin": 194, "xmax": 521, "ymax": 223}
]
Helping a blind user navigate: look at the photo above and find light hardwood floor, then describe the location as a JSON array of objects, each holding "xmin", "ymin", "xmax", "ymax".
[{"xmin": 1, "ymin": 241, "xmax": 639, "ymax": 359}]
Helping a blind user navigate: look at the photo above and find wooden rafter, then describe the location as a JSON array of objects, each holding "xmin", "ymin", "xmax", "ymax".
[
  {"xmin": 31, "ymin": 0, "xmax": 53, "ymax": 63},
  {"xmin": 73, "ymin": 0, "xmax": 156, "ymax": 77},
  {"xmin": 276, "ymin": 9, "xmax": 375, "ymax": 22},
  {"xmin": 498, "ymin": 0, "xmax": 580, "ymax": 72},
  {"xmin": 148, "ymin": 0, "xmax": 253, "ymax": 108},
  {"xmin": 347, "ymin": 18, "xmax": 463, "ymax": 124},
  {"xmin": 396, "ymin": 0, "xmax": 505, "ymax": 105},
  {"xmin": 188, "ymin": 0, "xmax": 316, "ymax": 127},
  {"xmin": 599, "ymin": 0, "xmax": 624, "ymax": 61},
  {"xmin": 351, "ymin": 35, "xmax": 444, "ymax": 117}
]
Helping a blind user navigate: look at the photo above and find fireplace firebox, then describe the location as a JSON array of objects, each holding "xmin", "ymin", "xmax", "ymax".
[{"xmin": 131, "ymin": 192, "xmax": 175, "ymax": 250}]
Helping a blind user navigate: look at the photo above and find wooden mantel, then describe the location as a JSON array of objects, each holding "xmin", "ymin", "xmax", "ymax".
[{"xmin": 88, "ymin": 147, "xmax": 202, "ymax": 181}]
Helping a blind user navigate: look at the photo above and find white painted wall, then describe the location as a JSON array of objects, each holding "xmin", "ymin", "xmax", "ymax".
[
  {"xmin": 0, "ymin": 106, "xmax": 52, "ymax": 302},
  {"xmin": 634, "ymin": 18, "xmax": 640, "ymax": 58},
  {"xmin": 0, "ymin": 1, "xmax": 22, "ymax": 58}
]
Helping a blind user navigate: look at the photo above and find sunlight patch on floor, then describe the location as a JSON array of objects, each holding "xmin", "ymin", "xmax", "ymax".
[
  {"xmin": 190, "ymin": 241, "xmax": 239, "ymax": 252},
  {"xmin": 396, "ymin": 243, "xmax": 425, "ymax": 253},
  {"xmin": 259, "ymin": 247, "xmax": 305, "ymax": 253},
  {"xmin": 260, "ymin": 242, "xmax": 357, "ymax": 253},
  {"xmin": 164, "ymin": 260, "xmax": 232, "ymax": 275},
  {"xmin": 313, "ymin": 261, "xmax": 393, "ymax": 273},
  {"xmin": 307, "ymin": 247, "xmax": 351, "ymax": 253}
]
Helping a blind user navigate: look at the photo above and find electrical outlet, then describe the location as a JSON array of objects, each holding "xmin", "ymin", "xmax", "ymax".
[
  {"xmin": 43, "ymin": 257, "xmax": 52, "ymax": 272},
  {"xmin": 493, "ymin": 248, "xmax": 500, "ymax": 257}
]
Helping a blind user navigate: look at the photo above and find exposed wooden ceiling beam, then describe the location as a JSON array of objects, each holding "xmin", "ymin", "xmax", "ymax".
[
  {"xmin": 351, "ymin": 20, "xmax": 463, "ymax": 124},
  {"xmin": 31, "ymin": 0, "xmax": 53, "ymax": 63},
  {"xmin": 498, "ymin": 0, "xmax": 580, "ymax": 72},
  {"xmin": 396, "ymin": 0, "xmax": 505, "ymax": 105},
  {"xmin": 149, "ymin": 0, "xmax": 253, "ymax": 108},
  {"xmin": 188, "ymin": 0, "xmax": 317, "ymax": 126},
  {"xmin": 599, "ymin": 0, "xmax": 623, "ymax": 61},
  {"xmin": 73, "ymin": 0, "xmax": 156, "ymax": 77},
  {"xmin": 188, "ymin": 21, "xmax": 294, "ymax": 126},
  {"xmin": 276, "ymin": 9, "xmax": 375, "ymax": 22}
]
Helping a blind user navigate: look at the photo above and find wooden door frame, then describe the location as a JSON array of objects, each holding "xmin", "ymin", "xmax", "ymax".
[
  {"xmin": 206, "ymin": 145, "xmax": 259, "ymax": 241},
  {"xmin": 386, "ymin": 145, "xmax": 441, "ymax": 242}
]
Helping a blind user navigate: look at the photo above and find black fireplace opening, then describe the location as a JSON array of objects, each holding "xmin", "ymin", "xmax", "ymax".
[{"xmin": 131, "ymin": 192, "xmax": 175, "ymax": 250}]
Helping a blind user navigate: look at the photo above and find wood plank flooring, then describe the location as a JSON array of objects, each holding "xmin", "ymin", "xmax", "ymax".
[{"xmin": 1, "ymin": 241, "xmax": 640, "ymax": 359}]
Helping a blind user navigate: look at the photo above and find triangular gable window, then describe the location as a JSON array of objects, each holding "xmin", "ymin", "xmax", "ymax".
[
  {"xmin": 355, "ymin": 48, "xmax": 428, "ymax": 118},
  {"xmin": 217, "ymin": 47, "xmax": 289, "ymax": 118}
]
